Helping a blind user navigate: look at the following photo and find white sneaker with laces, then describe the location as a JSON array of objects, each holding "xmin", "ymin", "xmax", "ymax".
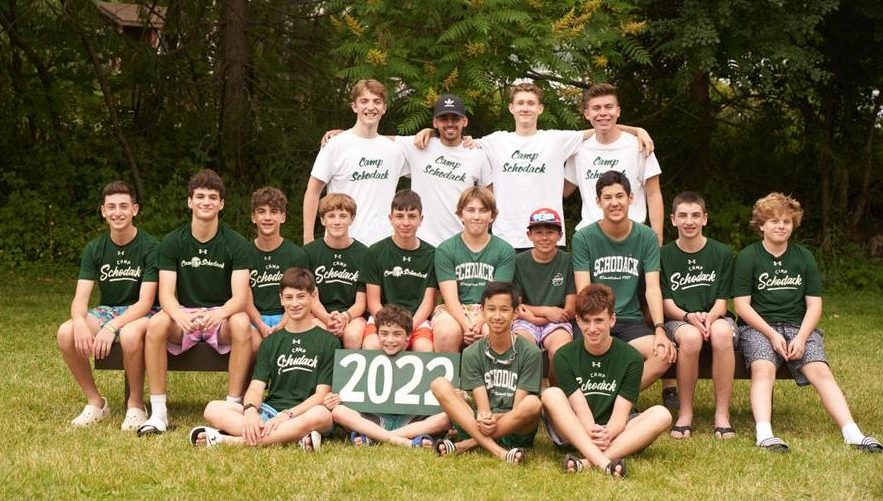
[
  {"xmin": 121, "ymin": 408, "xmax": 148, "ymax": 431},
  {"xmin": 71, "ymin": 397, "xmax": 110, "ymax": 427}
]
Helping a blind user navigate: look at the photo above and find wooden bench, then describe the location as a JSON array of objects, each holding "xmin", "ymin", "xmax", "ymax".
[{"xmin": 95, "ymin": 341, "xmax": 229, "ymax": 407}]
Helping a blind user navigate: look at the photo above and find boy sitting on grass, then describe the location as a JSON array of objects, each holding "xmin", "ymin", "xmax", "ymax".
[
  {"xmin": 190, "ymin": 268, "xmax": 336, "ymax": 450},
  {"xmin": 734, "ymin": 193, "xmax": 881, "ymax": 453},
  {"xmin": 323, "ymin": 305, "xmax": 451, "ymax": 447},
  {"xmin": 542, "ymin": 284, "xmax": 671, "ymax": 478},
  {"xmin": 430, "ymin": 282, "xmax": 542, "ymax": 465}
]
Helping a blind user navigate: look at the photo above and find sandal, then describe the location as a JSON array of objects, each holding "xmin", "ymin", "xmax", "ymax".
[
  {"xmin": 852, "ymin": 436, "xmax": 882, "ymax": 453},
  {"xmin": 136, "ymin": 416, "xmax": 168, "ymax": 437},
  {"xmin": 561, "ymin": 453, "xmax": 584, "ymax": 473},
  {"xmin": 434, "ymin": 438, "xmax": 456, "ymax": 457},
  {"xmin": 670, "ymin": 424, "xmax": 693, "ymax": 439},
  {"xmin": 299, "ymin": 430, "xmax": 322, "ymax": 452},
  {"xmin": 504, "ymin": 447, "xmax": 525, "ymax": 465},
  {"xmin": 757, "ymin": 436, "xmax": 790, "ymax": 453},
  {"xmin": 604, "ymin": 458, "xmax": 627, "ymax": 478},
  {"xmin": 713, "ymin": 426, "xmax": 736, "ymax": 440},
  {"xmin": 409, "ymin": 434, "xmax": 434, "ymax": 448},
  {"xmin": 189, "ymin": 426, "xmax": 224, "ymax": 447},
  {"xmin": 348, "ymin": 431, "xmax": 374, "ymax": 447},
  {"xmin": 71, "ymin": 397, "xmax": 109, "ymax": 427}
]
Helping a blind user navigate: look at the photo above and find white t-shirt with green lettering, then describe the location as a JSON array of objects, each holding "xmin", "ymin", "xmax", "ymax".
[
  {"xmin": 477, "ymin": 130, "xmax": 584, "ymax": 248},
  {"xmin": 396, "ymin": 136, "xmax": 492, "ymax": 247},
  {"xmin": 565, "ymin": 133, "xmax": 661, "ymax": 231},
  {"xmin": 311, "ymin": 130, "xmax": 406, "ymax": 246}
]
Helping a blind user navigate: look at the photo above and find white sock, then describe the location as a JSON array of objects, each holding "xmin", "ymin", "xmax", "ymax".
[
  {"xmin": 149, "ymin": 394, "xmax": 168, "ymax": 424},
  {"xmin": 226, "ymin": 395, "xmax": 243, "ymax": 404},
  {"xmin": 755, "ymin": 422, "xmax": 773, "ymax": 444},
  {"xmin": 842, "ymin": 422, "xmax": 865, "ymax": 444}
]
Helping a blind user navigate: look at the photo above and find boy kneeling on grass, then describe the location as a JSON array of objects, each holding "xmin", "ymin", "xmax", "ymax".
[
  {"xmin": 190, "ymin": 268, "xmax": 337, "ymax": 450},
  {"xmin": 430, "ymin": 281, "xmax": 543, "ymax": 465},
  {"xmin": 734, "ymin": 193, "xmax": 881, "ymax": 453},
  {"xmin": 542, "ymin": 284, "xmax": 671, "ymax": 478},
  {"xmin": 323, "ymin": 305, "xmax": 451, "ymax": 447}
]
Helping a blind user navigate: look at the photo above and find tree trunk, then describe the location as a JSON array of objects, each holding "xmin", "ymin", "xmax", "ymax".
[
  {"xmin": 818, "ymin": 89, "xmax": 835, "ymax": 250},
  {"xmin": 687, "ymin": 71, "xmax": 711, "ymax": 178},
  {"xmin": 79, "ymin": 32, "xmax": 146, "ymax": 200},
  {"xmin": 851, "ymin": 92, "xmax": 882, "ymax": 228},
  {"xmin": 219, "ymin": 0, "xmax": 250, "ymax": 178}
]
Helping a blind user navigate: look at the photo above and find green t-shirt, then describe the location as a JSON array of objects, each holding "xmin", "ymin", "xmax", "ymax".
[
  {"xmin": 78, "ymin": 230, "xmax": 159, "ymax": 307},
  {"xmin": 157, "ymin": 223, "xmax": 251, "ymax": 308},
  {"xmin": 514, "ymin": 249, "xmax": 575, "ymax": 307},
  {"xmin": 303, "ymin": 238, "xmax": 368, "ymax": 313},
  {"xmin": 251, "ymin": 239, "xmax": 309, "ymax": 315},
  {"xmin": 572, "ymin": 222, "xmax": 660, "ymax": 322},
  {"xmin": 363, "ymin": 237, "xmax": 437, "ymax": 315},
  {"xmin": 251, "ymin": 326, "xmax": 339, "ymax": 410},
  {"xmin": 732, "ymin": 241, "xmax": 822, "ymax": 325},
  {"xmin": 435, "ymin": 234, "xmax": 516, "ymax": 305},
  {"xmin": 660, "ymin": 238, "xmax": 734, "ymax": 313},
  {"xmin": 460, "ymin": 335, "xmax": 542, "ymax": 413},
  {"xmin": 553, "ymin": 337, "xmax": 643, "ymax": 425}
]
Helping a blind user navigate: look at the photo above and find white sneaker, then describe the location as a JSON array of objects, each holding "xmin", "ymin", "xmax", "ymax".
[
  {"xmin": 121, "ymin": 408, "xmax": 148, "ymax": 431},
  {"xmin": 71, "ymin": 397, "xmax": 110, "ymax": 427},
  {"xmin": 299, "ymin": 430, "xmax": 322, "ymax": 452}
]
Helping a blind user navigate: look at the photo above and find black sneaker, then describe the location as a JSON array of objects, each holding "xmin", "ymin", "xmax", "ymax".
[{"xmin": 662, "ymin": 387, "xmax": 680, "ymax": 411}]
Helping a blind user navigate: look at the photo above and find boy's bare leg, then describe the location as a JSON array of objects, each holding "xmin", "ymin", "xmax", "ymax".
[
  {"xmin": 342, "ymin": 318, "xmax": 366, "ymax": 349},
  {"xmin": 432, "ymin": 311, "xmax": 463, "ymax": 353},
  {"xmin": 430, "ymin": 378, "xmax": 509, "ymax": 459},
  {"xmin": 543, "ymin": 329, "xmax": 571, "ymax": 387},
  {"xmin": 673, "ymin": 324, "xmax": 702, "ymax": 435},
  {"xmin": 204, "ymin": 401, "xmax": 332, "ymax": 446},
  {"xmin": 801, "ymin": 362, "xmax": 855, "ymax": 427},
  {"xmin": 218, "ymin": 312, "xmax": 252, "ymax": 398},
  {"xmin": 749, "ymin": 361, "xmax": 777, "ymax": 426},
  {"xmin": 409, "ymin": 336, "xmax": 433, "ymax": 352},
  {"xmin": 361, "ymin": 333, "xmax": 380, "ymax": 350},
  {"xmin": 145, "ymin": 312, "xmax": 181, "ymax": 396},
  {"xmin": 709, "ymin": 320, "xmax": 735, "ymax": 430},
  {"xmin": 57, "ymin": 317, "xmax": 103, "ymax": 407},
  {"xmin": 119, "ymin": 317, "xmax": 149, "ymax": 409},
  {"xmin": 541, "ymin": 387, "xmax": 612, "ymax": 470},
  {"xmin": 392, "ymin": 412, "xmax": 451, "ymax": 439},
  {"xmin": 629, "ymin": 336, "xmax": 670, "ymax": 390},
  {"xmin": 331, "ymin": 405, "xmax": 411, "ymax": 446},
  {"xmin": 604, "ymin": 405, "xmax": 671, "ymax": 459}
]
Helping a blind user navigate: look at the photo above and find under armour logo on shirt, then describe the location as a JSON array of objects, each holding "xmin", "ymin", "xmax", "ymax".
[
  {"xmin": 117, "ymin": 250, "xmax": 125, "ymax": 256},
  {"xmin": 402, "ymin": 256, "xmax": 411, "ymax": 262},
  {"xmin": 592, "ymin": 361, "xmax": 601, "ymax": 368},
  {"xmin": 773, "ymin": 260, "xmax": 783, "ymax": 266},
  {"xmin": 687, "ymin": 259, "xmax": 696, "ymax": 265},
  {"xmin": 334, "ymin": 254, "xmax": 342, "ymax": 260},
  {"xmin": 263, "ymin": 256, "xmax": 272, "ymax": 261},
  {"xmin": 198, "ymin": 249, "xmax": 208, "ymax": 255},
  {"xmin": 291, "ymin": 338, "xmax": 301, "ymax": 345}
]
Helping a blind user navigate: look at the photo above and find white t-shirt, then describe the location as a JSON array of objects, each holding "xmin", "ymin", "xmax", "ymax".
[
  {"xmin": 565, "ymin": 133, "xmax": 661, "ymax": 231},
  {"xmin": 396, "ymin": 136, "xmax": 492, "ymax": 247},
  {"xmin": 310, "ymin": 130, "xmax": 406, "ymax": 246},
  {"xmin": 478, "ymin": 130, "xmax": 584, "ymax": 248}
]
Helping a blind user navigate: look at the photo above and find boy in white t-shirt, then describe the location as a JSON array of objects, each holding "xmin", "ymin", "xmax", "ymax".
[{"xmin": 303, "ymin": 79, "xmax": 406, "ymax": 246}]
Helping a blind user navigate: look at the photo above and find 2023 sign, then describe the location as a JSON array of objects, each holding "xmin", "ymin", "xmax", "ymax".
[{"xmin": 331, "ymin": 350, "xmax": 460, "ymax": 415}]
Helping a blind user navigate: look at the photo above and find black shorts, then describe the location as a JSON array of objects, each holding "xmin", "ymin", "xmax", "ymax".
[{"xmin": 611, "ymin": 319, "xmax": 653, "ymax": 343}]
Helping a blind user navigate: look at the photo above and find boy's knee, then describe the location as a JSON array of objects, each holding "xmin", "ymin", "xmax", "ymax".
[
  {"xmin": 146, "ymin": 314, "xmax": 172, "ymax": 341},
  {"xmin": 750, "ymin": 360, "xmax": 777, "ymax": 379},
  {"xmin": 644, "ymin": 404, "xmax": 673, "ymax": 428},
  {"xmin": 676, "ymin": 328, "xmax": 702, "ymax": 355},
  {"xmin": 57, "ymin": 321, "xmax": 74, "ymax": 347},
  {"xmin": 519, "ymin": 394, "xmax": 542, "ymax": 415},
  {"xmin": 430, "ymin": 376, "xmax": 453, "ymax": 395},
  {"xmin": 541, "ymin": 386, "xmax": 566, "ymax": 405},
  {"xmin": 709, "ymin": 324, "xmax": 734, "ymax": 349},
  {"xmin": 229, "ymin": 313, "xmax": 251, "ymax": 341}
]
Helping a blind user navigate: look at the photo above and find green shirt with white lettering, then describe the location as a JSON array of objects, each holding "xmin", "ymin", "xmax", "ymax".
[
  {"xmin": 514, "ymin": 249, "xmax": 575, "ymax": 307},
  {"xmin": 553, "ymin": 337, "xmax": 643, "ymax": 425},
  {"xmin": 732, "ymin": 241, "xmax": 822, "ymax": 324},
  {"xmin": 435, "ymin": 234, "xmax": 515, "ymax": 305},
  {"xmin": 79, "ymin": 230, "xmax": 159, "ymax": 307},
  {"xmin": 460, "ymin": 335, "xmax": 542, "ymax": 413},
  {"xmin": 303, "ymin": 238, "xmax": 368, "ymax": 313},
  {"xmin": 572, "ymin": 222, "xmax": 660, "ymax": 321},
  {"xmin": 252, "ymin": 326, "xmax": 339, "ymax": 410},
  {"xmin": 363, "ymin": 237, "xmax": 437, "ymax": 315},
  {"xmin": 157, "ymin": 223, "xmax": 251, "ymax": 308},
  {"xmin": 660, "ymin": 238, "xmax": 734, "ymax": 313},
  {"xmin": 251, "ymin": 239, "xmax": 309, "ymax": 315}
]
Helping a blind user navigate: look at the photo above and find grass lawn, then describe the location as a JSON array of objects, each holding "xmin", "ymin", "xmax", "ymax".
[{"xmin": 1, "ymin": 270, "xmax": 881, "ymax": 500}]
